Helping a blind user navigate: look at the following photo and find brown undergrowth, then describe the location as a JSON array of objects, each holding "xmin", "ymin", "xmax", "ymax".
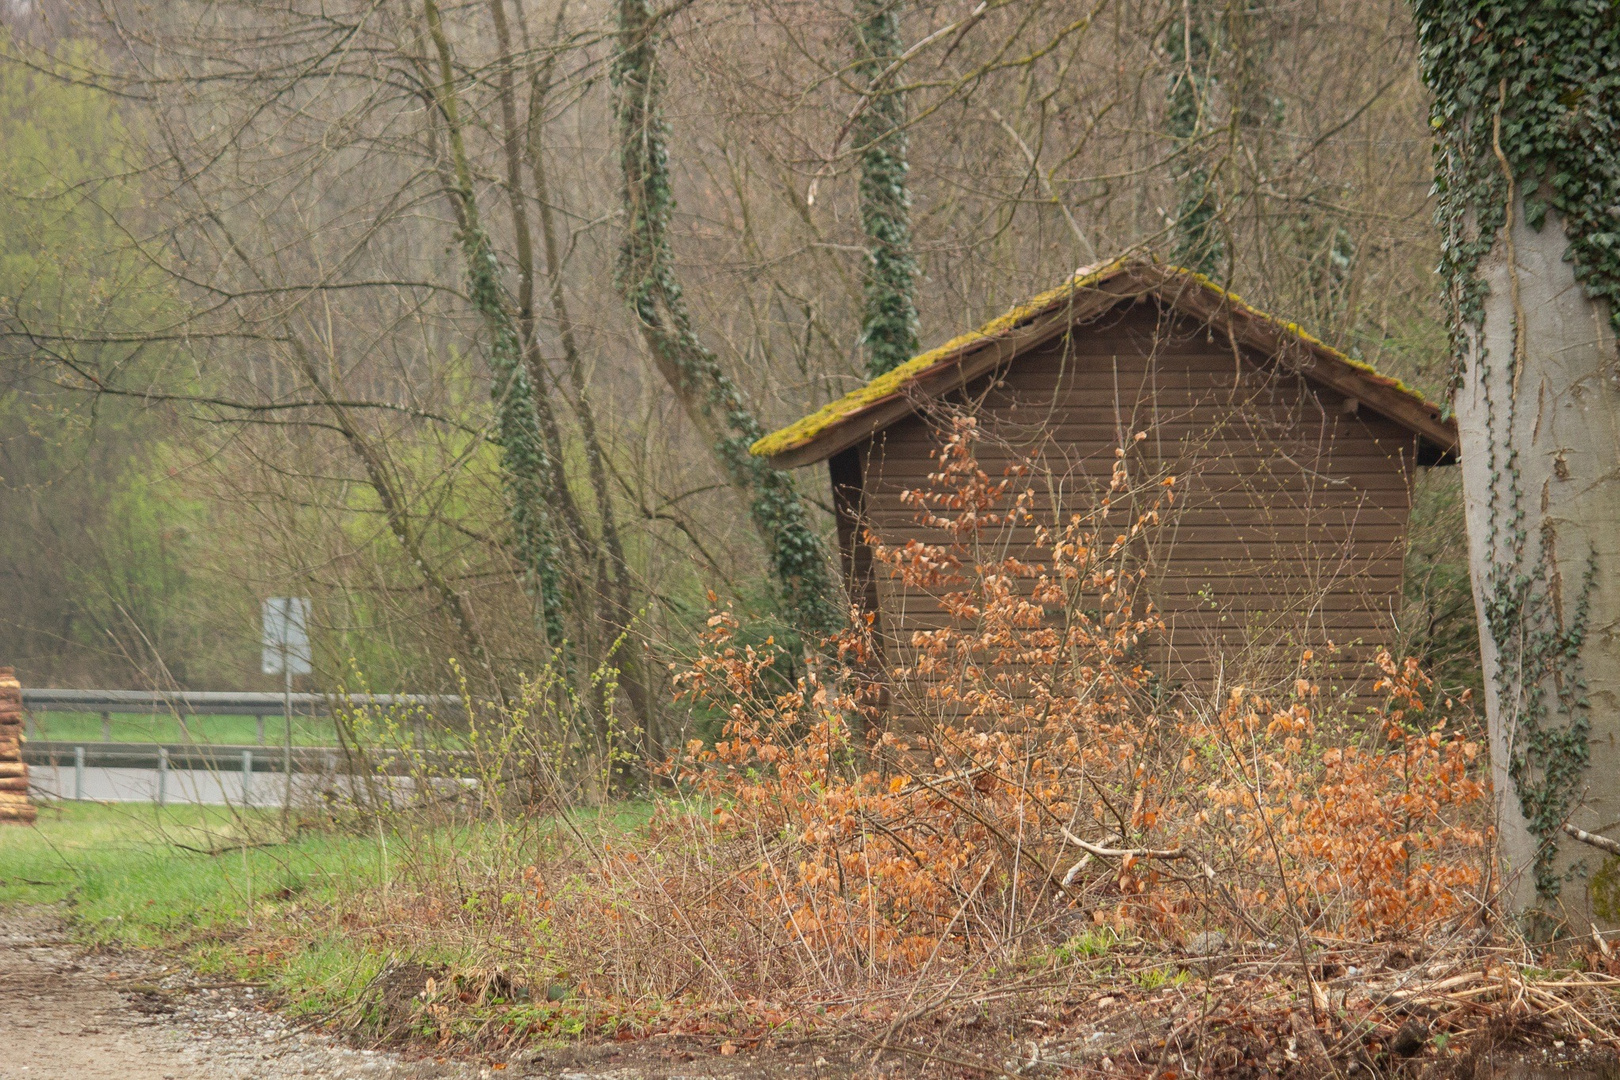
[{"xmin": 301, "ymin": 418, "xmax": 1617, "ymax": 1076}]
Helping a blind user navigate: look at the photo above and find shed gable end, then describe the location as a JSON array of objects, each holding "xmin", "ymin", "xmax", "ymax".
[{"xmin": 844, "ymin": 302, "xmax": 1417, "ymax": 702}]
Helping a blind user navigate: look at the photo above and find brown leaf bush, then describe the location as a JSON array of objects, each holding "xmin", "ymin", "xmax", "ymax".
[
  {"xmin": 622, "ymin": 416, "xmax": 1492, "ymax": 996},
  {"xmin": 480, "ymin": 415, "xmax": 1494, "ymax": 1026}
]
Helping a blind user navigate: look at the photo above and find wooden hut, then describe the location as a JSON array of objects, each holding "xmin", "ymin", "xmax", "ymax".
[{"xmin": 750, "ymin": 259, "xmax": 1458, "ymax": 698}]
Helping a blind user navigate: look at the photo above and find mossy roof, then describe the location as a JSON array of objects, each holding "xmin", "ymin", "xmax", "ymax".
[{"xmin": 750, "ymin": 258, "xmax": 1453, "ymax": 467}]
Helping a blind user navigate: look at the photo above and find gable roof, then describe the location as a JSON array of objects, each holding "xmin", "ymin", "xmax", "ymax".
[{"xmin": 750, "ymin": 258, "xmax": 1458, "ymax": 469}]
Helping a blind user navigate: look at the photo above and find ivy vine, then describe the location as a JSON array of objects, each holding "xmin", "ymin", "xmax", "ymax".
[
  {"xmin": 1165, "ymin": 0, "xmax": 1223, "ymax": 275},
  {"xmin": 1415, "ymin": 0, "xmax": 1620, "ymax": 898},
  {"xmin": 423, "ymin": 0, "xmax": 568, "ymax": 649},
  {"xmin": 614, "ymin": 0, "xmax": 837, "ymax": 632},
  {"xmin": 464, "ymin": 225, "xmax": 569, "ymax": 649},
  {"xmin": 852, "ymin": 0, "xmax": 919, "ymax": 380}
]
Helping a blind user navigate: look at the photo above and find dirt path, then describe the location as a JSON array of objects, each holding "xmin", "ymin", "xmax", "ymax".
[
  {"xmin": 0, "ymin": 906, "xmax": 865, "ymax": 1080},
  {"xmin": 0, "ymin": 906, "xmax": 483, "ymax": 1080}
]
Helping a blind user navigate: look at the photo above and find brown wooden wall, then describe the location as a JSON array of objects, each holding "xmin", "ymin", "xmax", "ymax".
[{"xmin": 834, "ymin": 299, "xmax": 1423, "ymax": 705}]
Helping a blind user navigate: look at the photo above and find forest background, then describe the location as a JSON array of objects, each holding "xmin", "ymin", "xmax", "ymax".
[{"xmin": 0, "ymin": 0, "xmax": 1480, "ymax": 734}]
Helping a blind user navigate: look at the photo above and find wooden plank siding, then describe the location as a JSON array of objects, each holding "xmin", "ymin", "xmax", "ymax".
[{"xmin": 836, "ymin": 300, "xmax": 1419, "ymax": 707}]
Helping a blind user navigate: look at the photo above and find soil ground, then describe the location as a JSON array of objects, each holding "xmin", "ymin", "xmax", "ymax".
[
  {"xmin": 10, "ymin": 902, "xmax": 1619, "ymax": 1080},
  {"xmin": 0, "ymin": 905, "xmax": 874, "ymax": 1080},
  {"xmin": 0, "ymin": 905, "xmax": 483, "ymax": 1080}
]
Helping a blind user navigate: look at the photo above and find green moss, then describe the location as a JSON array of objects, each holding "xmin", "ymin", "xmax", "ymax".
[
  {"xmin": 750, "ymin": 259, "xmax": 1442, "ymax": 461},
  {"xmin": 1591, "ymin": 857, "xmax": 1620, "ymax": 923}
]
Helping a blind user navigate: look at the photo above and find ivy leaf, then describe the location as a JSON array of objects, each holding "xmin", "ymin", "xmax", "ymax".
[{"xmin": 1524, "ymin": 195, "xmax": 1549, "ymax": 229}]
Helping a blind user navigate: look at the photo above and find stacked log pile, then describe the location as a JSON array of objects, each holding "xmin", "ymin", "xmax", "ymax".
[{"xmin": 0, "ymin": 667, "xmax": 36, "ymax": 823}]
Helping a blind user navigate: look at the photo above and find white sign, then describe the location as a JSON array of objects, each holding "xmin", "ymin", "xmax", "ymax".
[{"xmin": 261, "ymin": 597, "xmax": 313, "ymax": 676}]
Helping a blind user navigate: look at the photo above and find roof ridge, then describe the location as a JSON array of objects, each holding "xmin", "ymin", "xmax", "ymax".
[{"xmin": 750, "ymin": 258, "xmax": 1451, "ymax": 466}]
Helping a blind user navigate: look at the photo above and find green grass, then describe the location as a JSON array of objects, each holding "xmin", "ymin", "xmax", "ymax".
[
  {"xmin": 0, "ymin": 801, "xmax": 375, "ymax": 946},
  {"xmin": 1133, "ymin": 967, "xmax": 1191, "ymax": 991},
  {"xmin": 0, "ymin": 801, "xmax": 404, "ymax": 1018},
  {"xmin": 0, "ymin": 798, "xmax": 669, "ymax": 1036},
  {"xmin": 28, "ymin": 710, "xmax": 341, "ymax": 746}
]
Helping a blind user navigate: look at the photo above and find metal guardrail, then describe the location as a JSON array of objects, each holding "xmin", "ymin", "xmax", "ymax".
[
  {"xmin": 22, "ymin": 740, "xmax": 475, "ymax": 775},
  {"xmin": 21, "ymin": 689, "xmax": 465, "ymax": 717}
]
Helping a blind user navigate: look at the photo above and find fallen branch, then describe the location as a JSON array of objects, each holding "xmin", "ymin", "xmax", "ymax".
[
  {"xmin": 1059, "ymin": 831, "xmax": 1120, "ymax": 885},
  {"xmin": 1562, "ymin": 822, "xmax": 1620, "ymax": 858},
  {"xmin": 1060, "ymin": 827, "xmax": 1186, "ymax": 861}
]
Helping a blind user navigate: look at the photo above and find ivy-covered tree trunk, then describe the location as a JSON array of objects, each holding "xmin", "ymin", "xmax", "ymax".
[
  {"xmin": 613, "ymin": 0, "xmax": 836, "ymax": 632},
  {"xmin": 1165, "ymin": 0, "xmax": 1223, "ymax": 275},
  {"xmin": 1417, "ymin": 0, "xmax": 1620, "ymax": 928},
  {"xmin": 852, "ymin": 0, "xmax": 918, "ymax": 380},
  {"xmin": 487, "ymin": 0, "xmax": 655, "ymax": 767},
  {"xmin": 518, "ymin": 15, "xmax": 658, "ymax": 757},
  {"xmin": 421, "ymin": 0, "xmax": 568, "ymax": 649}
]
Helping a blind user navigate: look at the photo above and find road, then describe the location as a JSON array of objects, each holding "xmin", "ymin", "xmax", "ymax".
[{"xmin": 27, "ymin": 763, "xmax": 288, "ymax": 806}]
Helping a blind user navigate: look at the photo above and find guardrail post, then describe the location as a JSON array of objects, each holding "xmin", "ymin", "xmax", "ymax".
[
  {"xmin": 157, "ymin": 747, "xmax": 168, "ymax": 806},
  {"xmin": 100, "ymin": 711, "xmax": 111, "ymax": 742},
  {"xmin": 74, "ymin": 745, "xmax": 85, "ymax": 801},
  {"xmin": 242, "ymin": 749, "xmax": 253, "ymax": 806}
]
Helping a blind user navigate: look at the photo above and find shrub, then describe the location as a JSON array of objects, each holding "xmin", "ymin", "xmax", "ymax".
[{"xmin": 660, "ymin": 415, "xmax": 1489, "ymax": 997}]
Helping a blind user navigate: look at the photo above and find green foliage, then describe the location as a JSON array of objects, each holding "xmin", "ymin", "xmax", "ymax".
[
  {"xmin": 1417, "ymin": 0, "xmax": 1620, "ymax": 367},
  {"xmin": 1133, "ymin": 967, "xmax": 1190, "ymax": 991},
  {"xmin": 0, "ymin": 34, "xmax": 153, "ymax": 338},
  {"xmin": 1488, "ymin": 556, "xmax": 1594, "ymax": 899},
  {"xmin": 1049, "ymin": 927, "xmax": 1118, "ymax": 964},
  {"xmin": 1414, "ymin": 0, "xmax": 1620, "ymax": 898},
  {"xmin": 612, "ymin": 0, "xmax": 836, "ymax": 632},
  {"xmin": 853, "ymin": 0, "xmax": 919, "ymax": 380},
  {"xmin": 1400, "ymin": 469, "xmax": 1485, "ymax": 698}
]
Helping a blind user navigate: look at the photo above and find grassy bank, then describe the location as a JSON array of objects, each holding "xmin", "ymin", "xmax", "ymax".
[
  {"xmin": 0, "ymin": 801, "xmax": 379, "ymax": 933},
  {"xmin": 27, "ymin": 710, "xmax": 339, "ymax": 746},
  {"xmin": 0, "ymin": 802, "xmax": 404, "ymax": 1018},
  {"xmin": 2, "ymin": 792, "xmax": 1613, "ymax": 1075},
  {"xmin": 0, "ymin": 799, "xmax": 658, "ymax": 1040}
]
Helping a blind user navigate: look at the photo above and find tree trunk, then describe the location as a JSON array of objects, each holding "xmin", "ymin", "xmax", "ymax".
[
  {"xmin": 1455, "ymin": 198, "xmax": 1620, "ymax": 926},
  {"xmin": 613, "ymin": 0, "xmax": 836, "ymax": 633},
  {"xmin": 521, "ymin": 40, "xmax": 658, "ymax": 760},
  {"xmin": 487, "ymin": 0, "xmax": 637, "ymax": 765},
  {"xmin": 852, "ymin": 0, "xmax": 918, "ymax": 380},
  {"xmin": 1419, "ymin": 0, "xmax": 1620, "ymax": 930},
  {"xmin": 420, "ymin": 0, "xmax": 569, "ymax": 649},
  {"xmin": 1165, "ymin": 0, "xmax": 1222, "ymax": 275}
]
